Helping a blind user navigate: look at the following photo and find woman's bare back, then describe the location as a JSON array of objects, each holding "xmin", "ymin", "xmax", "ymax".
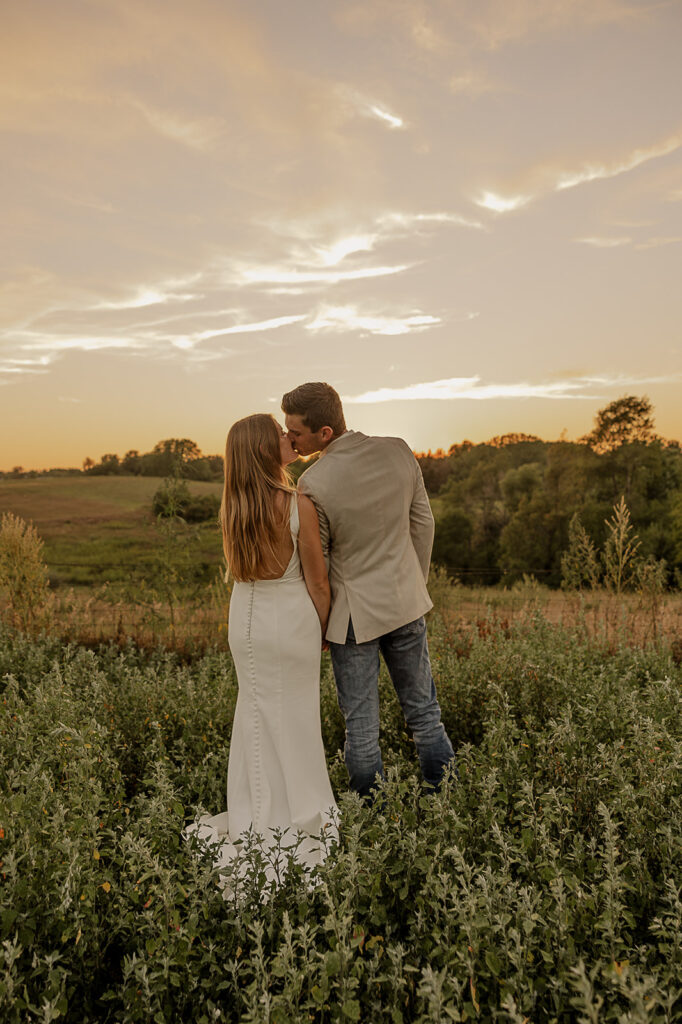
[{"xmin": 255, "ymin": 490, "xmax": 295, "ymax": 580}]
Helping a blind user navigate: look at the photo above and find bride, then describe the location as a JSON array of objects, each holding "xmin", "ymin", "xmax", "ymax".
[{"xmin": 186, "ymin": 413, "xmax": 338, "ymax": 890}]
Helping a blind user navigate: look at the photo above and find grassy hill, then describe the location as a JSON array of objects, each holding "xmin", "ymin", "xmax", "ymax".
[{"xmin": 0, "ymin": 476, "xmax": 223, "ymax": 589}]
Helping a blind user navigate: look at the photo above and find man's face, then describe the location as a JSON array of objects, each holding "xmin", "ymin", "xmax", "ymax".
[{"xmin": 285, "ymin": 413, "xmax": 330, "ymax": 457}]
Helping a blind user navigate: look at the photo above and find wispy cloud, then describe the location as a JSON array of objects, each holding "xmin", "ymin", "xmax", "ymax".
[
  {"xmin": 233, "ymin": 263, "xmax": 412, "ymax": 286},
  {"xmin": 575, "ymin": 234, "xmax": 682, "ymax": 251},
  {"xmin": 306, "ymin": 305, "xmax": 440, "ymax": 336},
  {"xmin": 0, "ymin": 304, "xmax": 313, "ymax": 378},
  {"xmin": 473, "ymin": 191, "xmax": 531, "ymax": 213},
  {"xmin": 127, "ymin": 99, "xmax": 224, "ymax": 150},
  {"xmin": 368, "ymin": 104, "xmax": 404, "ymax": 129},
  {"xmin": 377, "ymin": 211, "xmax": 486, "ymax": 231},
  {"xmin": 337, "ymin": 87, "xmax": 406, "ymax": 130},
  {"xmin": 18, "ymin": 335, "xmax": 138, "ymax": 353},
  {"xmin": 555, "ymin": 134, "xmax": 681, "ymax": 191},
  {"xmin": 89, "ymin": 285, "xmax": 200, "ymax": 311},
  {"xmin": 253, "ymin": 209, "xmax": 485, "ymax": 290},
  {"xmin": 188, "ymin": 313, "xmax": 307, "ymax": 342},
  {"xmin": 474, "ymin": 131, "xmax": 682, "ymax": 216},
  {"xmin": 0, "ymin": 365, "xmax": 50, "ymax": 376},
  {"xmin": 343, "ymin": 373, "xmax": 679, "ymax": 404},
  {"xmin": 635, "ymin": 236, "xmax": 682, "ymax": 250},
  {"xmin": 449, "ymin": 72, "xmax": 497, "ymax": 97},
  {"xmin": 311, "ymin": 235, "xmax": 378, "ymax": 266},
  {"xmin": 575, "ymin": 236, "xmax": 632, "ymax": 247}
]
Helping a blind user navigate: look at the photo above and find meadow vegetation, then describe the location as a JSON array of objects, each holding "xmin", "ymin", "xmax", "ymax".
[{"xmin": 1, "ymin": 607, "xmax": 681, "ymax": 1022}]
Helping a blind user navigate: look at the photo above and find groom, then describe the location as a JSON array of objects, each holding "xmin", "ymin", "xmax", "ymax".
[{"xmin": 282, "ymin": 381, "xmax": 454, "ymax": 798}]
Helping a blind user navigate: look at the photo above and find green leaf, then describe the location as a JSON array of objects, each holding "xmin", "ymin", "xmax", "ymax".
[{"xmin": 485, "ymin": 950, "xmax": 502, "ymax": 976}]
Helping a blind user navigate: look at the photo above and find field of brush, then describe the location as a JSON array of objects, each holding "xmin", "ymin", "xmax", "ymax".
[
  {"xmin": 1, "ymin": 611, "xmax": 681, "ymax": 1023},
  {"xmin": 0, "ymin": 476, "xmax": 223, "ymax": 590}
]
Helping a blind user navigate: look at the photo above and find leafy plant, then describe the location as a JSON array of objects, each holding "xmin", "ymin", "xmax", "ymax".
[{"xmin": 561, "ymin": 512, "xmax": 601, "ymax": 590}]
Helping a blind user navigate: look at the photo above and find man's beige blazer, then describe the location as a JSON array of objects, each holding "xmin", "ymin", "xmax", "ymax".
[{"xmin": 298, "ymin": 430, "xmax": 434, "ymax": 644}]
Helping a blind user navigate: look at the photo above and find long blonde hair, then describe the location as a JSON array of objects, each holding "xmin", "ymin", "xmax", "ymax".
[{"xmin": 221, "ymin": 414, "xmax": 295, "ymax": 581}]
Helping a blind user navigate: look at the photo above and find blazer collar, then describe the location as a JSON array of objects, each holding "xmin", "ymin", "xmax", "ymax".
[{"xmin": 321, "ymin": 429, "xmax": 368, "ymax": 456}]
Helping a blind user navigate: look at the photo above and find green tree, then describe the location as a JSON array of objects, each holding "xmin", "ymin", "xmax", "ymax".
[
  {"xmin": 89, "ymin": 453, "xmax": 121, "ymax": 475},
  {"xmin": 151, "ymin": 438, "xmax": 204, "ymax": 477},
  {"xmin": 500, "ymin": 462, "xmax": 543, "ymax": 513},
  {"xmin": 432, "ymin": 509, "xmax": 473, "ymax": 576},
  {"xmin": 669, "ymin": 491, "xmax": 682, "ymax": 569},
  {"xmin": 499, "ymin": 489, "xmax": 562, "ymax": 583},
  {"xmin": 122, "ymin": 449, "xmax": 141, "ymax": 474},
  {"xmin": 584, "ymin": 395, "xmax": 655, "ymax": 453}
]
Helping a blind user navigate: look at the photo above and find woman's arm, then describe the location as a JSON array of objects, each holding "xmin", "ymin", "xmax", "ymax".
[{"xmin": 297, "ymin": 493, "xmax": 331, "ymax": 636}]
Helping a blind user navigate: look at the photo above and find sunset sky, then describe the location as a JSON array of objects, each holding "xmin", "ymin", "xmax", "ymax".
[{"xmin": 2, "ymin": 0, "xmax": 681, "ymax": 470}]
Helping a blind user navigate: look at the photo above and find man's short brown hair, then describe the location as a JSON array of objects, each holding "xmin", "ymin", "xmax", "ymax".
[{"xmin": 281, "ymin": 382, "xmax": 346, "ymax": 436}]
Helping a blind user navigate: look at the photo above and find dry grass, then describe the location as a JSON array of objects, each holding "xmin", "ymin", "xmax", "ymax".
[
  {"xmin": 15, "ymin": 574, "xmax": 680, "ymax": 659},
  {"xmin": 428, "ymin": 573, "xmax": 682, "ymax": 649}
]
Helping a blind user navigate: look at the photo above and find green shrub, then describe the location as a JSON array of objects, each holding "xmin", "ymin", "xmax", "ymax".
[
  {"xmin": 151, "ymin": 478, "xmax": 192, "ymax": 519},
  {"xmin": 151, "ymin": 480, "xmax": 220, "ymax": 524},
  {"xmin": 182, "ymin": 494, "xmax": 221, "ymax": 524}
]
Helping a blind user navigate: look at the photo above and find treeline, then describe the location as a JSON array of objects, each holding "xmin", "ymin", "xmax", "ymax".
[
  {"xmin": 83, "ymin": 438, "xmax": 223, "ymax": 481},
  {"xmin": 1, "ymin": 440, "xmax": 224, "ymax": 481},
  {"xmin": 422, "ymin": 397, "xmax": 682, "ymax": 587}
]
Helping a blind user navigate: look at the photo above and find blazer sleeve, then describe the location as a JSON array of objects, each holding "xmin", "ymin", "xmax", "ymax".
[
  {"xmin": 298, "ymin": 473, "xmax": 331, "ymax": 568},
  {"xmin": 409, "ymin": 454, "xmax": 434, "ymax": 582}
]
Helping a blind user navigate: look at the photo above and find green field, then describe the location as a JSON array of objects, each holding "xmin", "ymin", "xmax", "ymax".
[
  {"xmin": 0, "ymin": 476, "xmax": 224, "ymax": 590},
  {"xmin": 1, "ymin": 617, "xmax": 681, "ymax": 1022}
]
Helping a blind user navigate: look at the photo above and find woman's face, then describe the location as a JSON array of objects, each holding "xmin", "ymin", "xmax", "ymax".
[{"xmin": 277, "ymin": 422, "xmax": 298, "ymax": 466}]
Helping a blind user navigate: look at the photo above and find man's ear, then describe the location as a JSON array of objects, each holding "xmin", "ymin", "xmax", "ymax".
[{"xmin": 320, "ymin": 426, "xmax": 334, "ymax": 443}]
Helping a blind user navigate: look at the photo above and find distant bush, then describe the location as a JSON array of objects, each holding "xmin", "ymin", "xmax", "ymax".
[
  {"xmin": 152, "ymin": 479, "xmax": 220, "ymax": 523},
  {"xmin": 152, "ymin": 478, "xmax": 191, "ymax": 518},
  {"xmin": 182, "ymin": 494, "xmax": 221, "ymax": 523}
]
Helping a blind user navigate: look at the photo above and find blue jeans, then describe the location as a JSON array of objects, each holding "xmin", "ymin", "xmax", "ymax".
[{"xmin": 329, "ymin": 616, "xmax": 455, "ymax": 798}]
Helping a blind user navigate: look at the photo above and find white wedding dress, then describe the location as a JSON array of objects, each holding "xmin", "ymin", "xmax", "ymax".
[{"xmin": 185, "ymin": 495, "xmax": 338, "ymax": 892}]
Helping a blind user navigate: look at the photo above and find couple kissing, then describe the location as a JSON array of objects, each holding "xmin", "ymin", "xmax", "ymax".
[{"xmin": 185, "ymin": 382, "xmax": 455, "ymax": 890}]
